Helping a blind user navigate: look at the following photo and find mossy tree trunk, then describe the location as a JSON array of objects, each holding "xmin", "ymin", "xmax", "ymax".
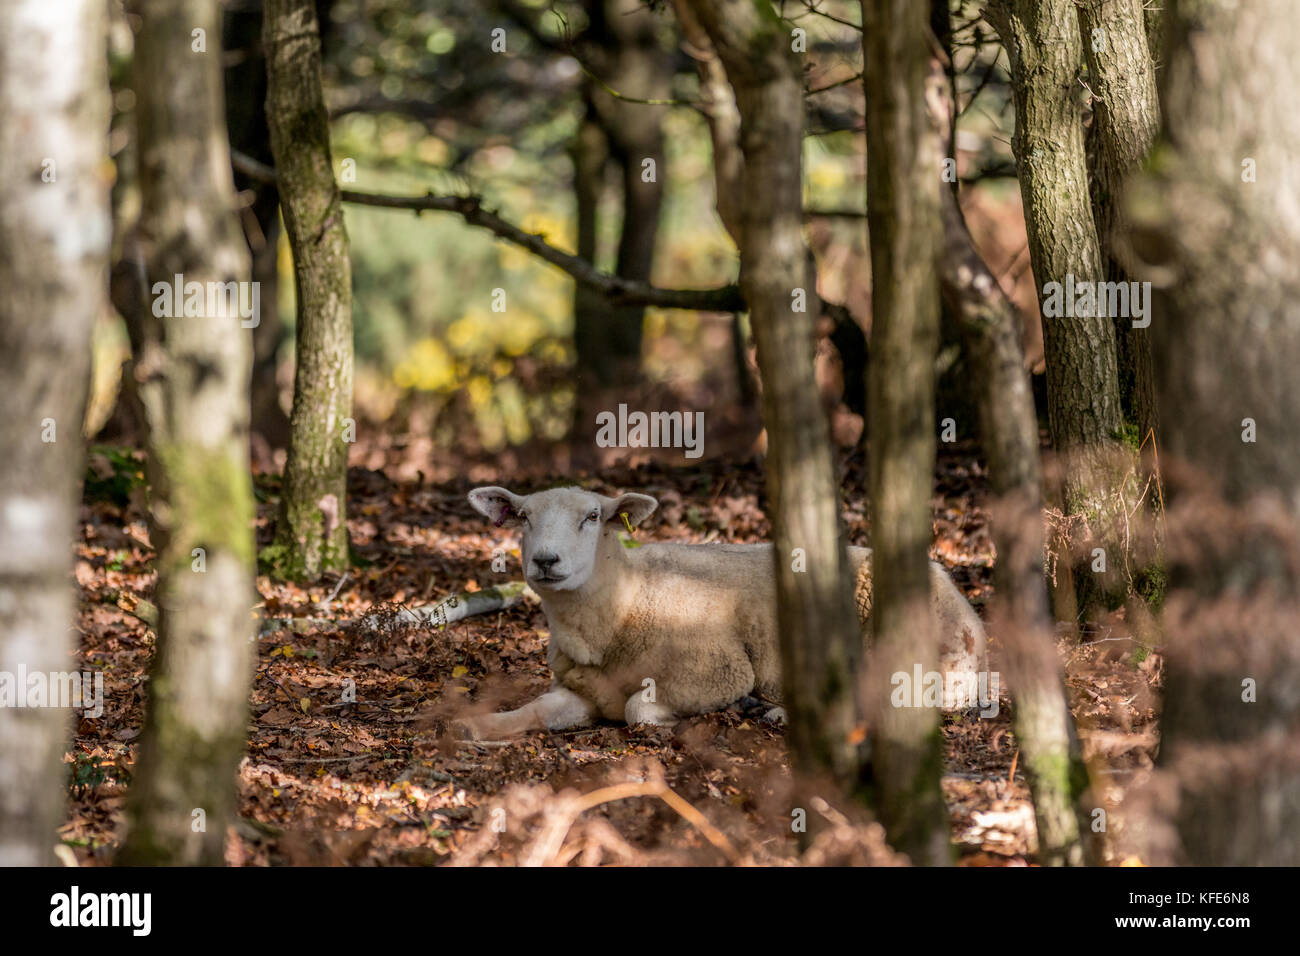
[
  {"xmin": 0, "ymin": 0, "xmax": 111, "ymax": 865},
  {"xmin": 264, "ymin": 0, "xmax": 354, "ymax": 581},
  {"xmin": 941, "ymin": 195, "xmax": 1094, "ymax": 865},
  {"xmin": 118, "ymin": 0, "xmax": 257, "ymax": 865},
  {"xmin": 1129, "ymin": 0, "xmax": 1300, "ymax": 866},
  {"xmin": 932, "ymin": 78, "xmax": 1093, "ymax": 865},
  {"xmin": 679, "ymin": 0, "xmax": 865, "ymax": 790},
  {"xmin": 860, "ymin": 0, "xmax": 950, "ymax": 865},
  {"xmin": 1079, "ymin": 0, "xmax": 1160, "ymax": 444},
  {"xmin": 986, "ymin": 0, "xmax": 1129, "ymax": 621}
]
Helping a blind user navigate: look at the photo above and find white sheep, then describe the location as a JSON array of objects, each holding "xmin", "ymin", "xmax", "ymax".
[{"xmin": 457, "ymin": 485, "xmax": 989, "ymax": 739}]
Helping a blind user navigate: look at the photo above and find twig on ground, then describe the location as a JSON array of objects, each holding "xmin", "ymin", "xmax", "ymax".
[{"xmin": 315, "ymin": 572, "xmax": 350, "ymax": 611}]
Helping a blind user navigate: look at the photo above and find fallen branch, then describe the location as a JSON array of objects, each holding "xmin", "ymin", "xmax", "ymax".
[
  {"xmin": 526, "ymin": 779, "xmax": 740, "ymax": 866},
  {"xmin": 102, "ymin": 588, "xmax": 158, "ymax": 627},
  {"xmin": 359, "ymin": 581, "xmax": 531, "ymax": 631},
  {"xmin": 254, "ymin": 581, "xmax": 533, "ymax": 640}
]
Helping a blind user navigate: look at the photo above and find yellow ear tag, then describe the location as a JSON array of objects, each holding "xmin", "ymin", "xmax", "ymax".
[{"xmin": 618, "ymin": 511, "xmax": 643, "ymax": 548}]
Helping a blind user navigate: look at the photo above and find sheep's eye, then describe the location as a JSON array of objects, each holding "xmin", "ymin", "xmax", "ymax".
[
  {"xmin": 517, "ymin": 511, "xmax": 528, "ymax": 524},
  {"xmin": 584, "ymin": 510, "xmax": 600, "ymax": 525}
]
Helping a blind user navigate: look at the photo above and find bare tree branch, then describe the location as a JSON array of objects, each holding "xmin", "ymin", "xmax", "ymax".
[{"xmin": 231, "ymin": 150, "xmax": 744, "ymax": 312}]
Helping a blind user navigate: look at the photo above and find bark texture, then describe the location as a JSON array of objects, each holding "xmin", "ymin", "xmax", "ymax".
[
  {"xmin": 0, "ymin": 0, "xmax": 111, "ymax": 866},
  {"xmin": 860, "ymin": 0, "xmax": 949, "ymax": 865},
  {"xmin": 118, "ymin": 0, "xmax": 257, "ymax": 865},
  {"xmin": 570, "ymin": 1, "xmax": 671, "ymax": 446},
  {"xmin": 941, "ymin": 196, "xmax": 1093, "ymax": 864},
  {"xmin": 571, "ymin": 99, "xmax": 612, "ymax": 406},
  {"xmin": 680, "ymin": 0, "xmax": 864, "ymax": 787},
  {"xmin": 1079, "ymin": 0, "xmax": 1160, "ymax": 443},
  {"xmin": 987, "ymin": 0, "xmax": 1128, "ymax": 616},
  {"xmin": 929, "ymin": 46, "xmax": 1094, "ymax": 864},
  {"xmin": 591, "ymin": 0, "xmax": 671, "ymax": 357},
  {"xmin": 1129, "ymin": 0, "xmax": 1300, "ymax": 865},
  {"xmin": 265, "ymin": 0, "xmax": 354, "ymax": 581},
  {"xmin": 225, "ymin": 2, "xmax": 291, "ymax": 450}
]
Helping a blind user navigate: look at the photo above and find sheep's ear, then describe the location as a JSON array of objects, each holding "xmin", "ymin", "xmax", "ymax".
[
  {"xmin": 468, "ymin": 486, "xmax": 525, "ymax": 527},
  {"xmin": 603, "ymin": 492, "xmax": 658, "ymax": 527}
]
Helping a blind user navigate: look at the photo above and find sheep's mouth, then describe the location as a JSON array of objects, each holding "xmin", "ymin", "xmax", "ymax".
[{"xmin": 529, "ymin": 572, "xmax": 569, "ymax": 586}]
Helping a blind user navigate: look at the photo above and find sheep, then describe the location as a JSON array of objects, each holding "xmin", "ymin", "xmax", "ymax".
[{"xmin": 456, "ymin": 485, "xmax": 989, "ymax": 739}]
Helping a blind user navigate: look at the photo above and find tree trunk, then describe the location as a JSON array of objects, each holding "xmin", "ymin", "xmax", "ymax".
[
  {"xmin": 924, "ymin": 10, "xmax": 1095, "ymax": 863},
  {"xmin": 680, "ymin": 0, "xmax": 865, "ymax": 788},
  {"xmin": 594, "ymin": 0, "xmax": 670, "ymax": 355},
  {"xmin": 674, "ymin": 0, "xmax": 743, "ymax": 241},
  {"xmin": 224, "ymin": 2, "xmax": 291, "ymax": 451},
  {"xmin": 0, "ymin": 0, "xmax": 111, "ymax": 866},
  {"xmin": 569, "ymin": 99, "xmax": 613, "ymax": 452},
  {"xmin": 118, "ymin": 0, "xmax": 257, "ymax": 865},
  {"xmin": 860, "ymin": 0, "xmax": 950, "ymax": 865},
  {"xmin": 98, "ymin": 26, "xmax": 148, "ymax": 448},
  {"xmin": 1129, "ymin": 0, "xmax": 1300, "ymax": 866},
  {"xmin": 1079, "ymin": 0, "xmax": 1160, "ymax": 444},
  {"xmin": 570, "ymin": 0, "xmax": 671, "ymax": 448},
  {"xmin": 674, "ymin": 0, "xmax": 753, "ymax": 410},
  {"xmin": 941, "ymin": 196, "xmax": 1094, "ymax": 865},
  {"xmin": 986, "ymin": 0, "xmax": 1128, "ymax": 620},
  {"xmin": 265, "ymin": 0, "xmax": 354, "ymax": 581}
]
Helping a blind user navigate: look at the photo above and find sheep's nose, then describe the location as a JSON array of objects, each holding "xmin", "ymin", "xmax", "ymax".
[{"xmin": 532, "ymin": 552, "xmax": 560, "ymax": 572}]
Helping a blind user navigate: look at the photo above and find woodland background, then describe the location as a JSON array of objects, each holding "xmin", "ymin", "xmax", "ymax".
[{"xmin": 0, "ymin": 0, "xmax": 1297, "ymax": 867}]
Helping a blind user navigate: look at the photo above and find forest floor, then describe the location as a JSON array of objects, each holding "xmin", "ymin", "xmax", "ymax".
[{"xmin": 63, "ymin": 442, "xmax": 1161, "ymax": 866}]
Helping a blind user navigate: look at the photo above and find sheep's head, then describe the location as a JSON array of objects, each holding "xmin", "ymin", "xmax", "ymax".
[{"xmin": 467, "ymin": 486, "xmax": 658, "ymax": 591}]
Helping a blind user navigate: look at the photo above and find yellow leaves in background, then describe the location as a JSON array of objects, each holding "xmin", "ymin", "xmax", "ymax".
[
  {"xmin": 392, "ymin": 338, "xmax": 455, "ymax": 391},
  {"xmin": 535, "ymin": 339, "xmax": 569, "ymax": 366},
  {"xmin": 495, "ymin": 379, "xmax": 531, "ymax": 446},
  {"xmin": 444, "ymin": 306, "xmax": 550, "ymax": 361},
  {"xmin": 332, "ymin": 113, "xmax": 643, "ymax": 452},
  {"xmin": 466, "ymin": 375, "xmax": 492, "ymax": 407},
  {"xmin": 501, "ymin": 312, "xmax": 545, "ymax": 356},
  {"xmin": 806, "ymin": 158, "xmax": 848, "ymax": 194},
  {"xmin": 416, "ymin": 136, "xmax": 450, "ymax": 167},
  {"xmin": 509, "ymin": 212, "xmax": 575, "ymax": 259}
]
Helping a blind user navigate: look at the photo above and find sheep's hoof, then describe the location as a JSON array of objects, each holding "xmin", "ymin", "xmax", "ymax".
[{"xmin": 761, "ymin": 706, "xmax": 788, "ymax": 726}]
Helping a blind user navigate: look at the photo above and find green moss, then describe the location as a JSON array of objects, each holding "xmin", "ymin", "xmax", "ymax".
[
  {"xmin": 1134, "ymin": 560, "xmax": 1168, "ymax": 612},
  {"xmin": 154, "ymin": 442, "xmax": 256, "ymax": 571},
  {"xmin": 257, "ymin": 540, "xmax": 295, "ymax": 577},
  {"xmin": 1023, "ymin": 736, "xmax": 1063, "ymax": 779},
  {"xmin": 1114, "ymin": 420, "xmax": 1143, "ymax": 451},
  {"xmin": 118, "ymin": 708, "xmax": 248, "ymax": 866}
]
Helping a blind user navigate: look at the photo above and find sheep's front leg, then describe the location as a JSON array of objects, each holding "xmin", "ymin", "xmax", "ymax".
[
  {"xmin": 456, "ymin": 687, "xmax": 595, "ymax": 740},
  {"xmin": 624, "ymin": 693, "xmax": 677, "ymax": 728}
]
